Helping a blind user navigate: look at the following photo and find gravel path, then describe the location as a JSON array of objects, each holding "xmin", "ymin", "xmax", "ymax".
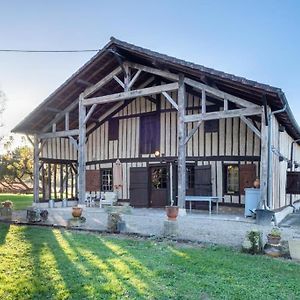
[{"xmin": 5, "ymin": 207, "xmax": 300, "ymax": 248}]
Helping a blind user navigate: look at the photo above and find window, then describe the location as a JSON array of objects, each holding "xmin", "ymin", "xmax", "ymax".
[
  {"xmin": 101, "ymin": 169, "xmax": 113, "ymax": 191},
  {"xmin": 140, "ymin": 114, "xmax": 160, "ymax": 154},
  {"xmin": 224, "ymin": 164, "xmax": 239, "ymax": 194},
  {"xmin": 151, "ymin": 167, "xmax": 167, "ymax": 189},
  {"xmin": 186, "ymin": 166, "xmax": 195, "ymax": 189},
  {"xmin": 108, "ymin": 118, "xmax": 119, "ymax": 141}
]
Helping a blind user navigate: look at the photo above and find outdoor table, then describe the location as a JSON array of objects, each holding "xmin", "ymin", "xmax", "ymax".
[{"xmin": 185, "ymin": 196, "xmax": 224, "ymax": 215}]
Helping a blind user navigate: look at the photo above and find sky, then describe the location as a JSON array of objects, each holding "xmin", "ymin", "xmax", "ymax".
[{"xmin": 0, "ymin": 0, "xmax": 299, "ymax": 149}]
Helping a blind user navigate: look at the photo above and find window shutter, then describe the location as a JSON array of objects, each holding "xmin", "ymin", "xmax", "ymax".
[
  {"xmin": 86, "ymin": 170, "xmax": 100, "ymax": 191},
  {"xmin": 129, "ymin": 167, "xmax": 149, "ymax": 207},
  {"xmin": 108, "ymin": 118, "xmax": 119, "ymax": 141},
  {"xmin": 239, "ymin": 164, "xmax": 256, "ymax": 195}
]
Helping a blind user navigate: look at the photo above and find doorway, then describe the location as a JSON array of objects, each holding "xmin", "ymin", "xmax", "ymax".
[{"xmin": 149, "ymin": 166, "xmax": 168, "ymax": 207}]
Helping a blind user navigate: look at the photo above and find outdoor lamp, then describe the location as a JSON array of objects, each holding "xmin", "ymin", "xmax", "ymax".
[{"xmin": 154, "ymin": 150, "xmax": 160, "ymax": 157}]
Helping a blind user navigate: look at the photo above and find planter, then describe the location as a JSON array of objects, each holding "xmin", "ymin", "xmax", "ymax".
[
  {"xmin": 267, "ymin": 234, "xmax": 281, "ymax": 245},
  {"xmin": 256, "ymin": 209, "xmax": 274, "ymax": 225},
  {"xmin": 1, "ymin": 201, "xmax": 13, "ymax": 209},
  {"xmin": 165, "ymin": 206, "xmax": 179, "ymax": 221},
  {"xmin": 288, "ymin": 239, "xmax": 300, "ymax": 261},
  {"xmin": 72, "ymin": 207, "xmax": 83, "ymax": 218}
]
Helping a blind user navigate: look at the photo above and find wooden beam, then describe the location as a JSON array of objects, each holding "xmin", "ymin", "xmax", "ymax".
[
  {"xmin": 185, "ymin": 121, "xmax": 202, "ymax": 144},
  {"xmin": 38, "ymin": 129, "xmax": 79, "ymax": 139},
  {"xmin": 128, "ymin": 69, "xmax": 142, "ymax": 90},
  {"xmin": 177, "ymin": 74, "xmax": 186, "ymax": 209},
  {"xmin": 184, "ymin": 77, "xmax": 258, "ymax": 109},
  {"xmin": 65, "ymin": 112, "xmax": 69, "ymax": 131},
  {"xmin": 126, "ymin": 61, "xmax": 179, "ymax": 82},
  {"xmin": 260, "ymin": 108, "xmax": 268, "ymax": 208},
  {"xmin": 52, "ymin": 123, "xmax": 56, "ymax": 133},
  {"xmin": 113, "ymin": 75, "xmax": 125, "ymax": 89},
  {"xmin": 83, "ymin": 66, "xmax": 123, "ymax": 98},
  {"xmin": 42, "ymin": 99, "xmax": 78, "ymax": 132},
  {"xmin": 162, "ymin": 91, "xmax": 178, "ymax": 110},
  {"xmin": 84, "ymin": 104, "xmax": 97, "ymax": 124},
  {"xmin": 78, "ymin": 93, "xmax": 86, "ymax": 204},
  {"xmin": 201, "ymin": 90, "xmax": 206, "ymax": 113},
  {"xmin": 83, "ymin": 82, "xmax": 179, "ymax": 106},
  {"xmin": 184, "ymin": 106, "xmax": 263, "ymax": 123},
  {"xmin": 68, "ymin": 136, "xmax": 78, "ymax": 150},
  {"xmin": 240, "ymin": 115, "xmax": 261, "ymax": 139},
  {"xmin": 44, "ymin": 107, "xmax": 61, "ymax": 113},
  {"xmin": 33, "ymin": 135, "xmax": 40, "ymax": 203}
]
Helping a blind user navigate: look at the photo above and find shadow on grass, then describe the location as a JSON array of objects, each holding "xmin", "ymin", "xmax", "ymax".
[
  {"xmin": 61, "ymin": 231, "xmax": 176, "ymax": 299},
  {"xmin": 0, "ymin": 223, "xmax": 10, "ymax": 245},
  {"xmin": 22, "ymin": 226, "xmax": 92, "ymax": 300}
]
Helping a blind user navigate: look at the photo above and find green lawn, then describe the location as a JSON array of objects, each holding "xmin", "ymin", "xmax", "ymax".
[
  {"xmin": 0, "ymin": 225, "xmax": 299, "ymax": 300},
  {"xmin": 0, "ymin": 194, "xmax": 33, "ymax": 210}
]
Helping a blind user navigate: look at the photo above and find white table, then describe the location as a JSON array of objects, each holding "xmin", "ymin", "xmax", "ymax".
[{"xmin": 185, "ymin": 196, "xmax": 224, "ymax": 215}]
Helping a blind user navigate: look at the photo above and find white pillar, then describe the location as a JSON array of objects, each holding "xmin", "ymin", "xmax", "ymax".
[
  {"xmin": 33, "ymin": 135, "xmax": 40, "ymax": 203},
  {"xmin": 78, "ymin": 93, "xmax": 86, "ymax": 204},
  {"xmin": 177, "ymin": 74, "xmax": 186, "ymax": 209}
]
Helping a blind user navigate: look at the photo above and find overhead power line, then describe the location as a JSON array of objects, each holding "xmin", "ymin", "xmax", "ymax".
[{"xmin": 0, "ymin": 49, "xmax": 99, "ymax": 53}]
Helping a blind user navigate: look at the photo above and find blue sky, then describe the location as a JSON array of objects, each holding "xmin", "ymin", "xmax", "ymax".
[{"xmin": 0, "ymin": 0, "xmax": 299, "ymax": 141}]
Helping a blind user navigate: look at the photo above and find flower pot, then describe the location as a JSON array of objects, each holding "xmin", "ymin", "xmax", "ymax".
[
  {"xmin": 267, "ymin": 234, "xmax": 281, "ymax": 245},
  {"xmin": 165, "ymin": 206, "xmax": 179, "ymax": 221},
  {"xmin": 288, "ymin": 239, "xmax": 300, "ymax": 261},
  {"xmin": 2, "ymin": 201, "xmax": 13, "ymax": 208},
  {"xmin": 72, "ymin": 207, "xmax": 83, "ymax": 218}
]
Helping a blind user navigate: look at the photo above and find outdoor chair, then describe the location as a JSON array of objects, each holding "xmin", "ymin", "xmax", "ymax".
[{"xmin": 99, "ymin": 192, "xmax": 118, "ymax": 208}]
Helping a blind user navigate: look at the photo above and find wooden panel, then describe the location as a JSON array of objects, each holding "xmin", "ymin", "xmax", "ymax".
[
  {"xmin": 239, "ymin": 164, "xmax": 256, "ymax": 195},
  {"xmin": 129, "ymin": 167, "xmax": 149, "ymax": 207},
  {"xmin": 86, "ymin": 170, "xmax": 100, "ymax": 192}
]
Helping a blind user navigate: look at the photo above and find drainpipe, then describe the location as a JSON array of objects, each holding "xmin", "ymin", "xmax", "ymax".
[
  {"xmin": 267, "ymin": 105, "xmax": 286, "ymax": 209},
  {"xmin": 289, "ymin": 138, "xmax": 300, "ymax": 206}
]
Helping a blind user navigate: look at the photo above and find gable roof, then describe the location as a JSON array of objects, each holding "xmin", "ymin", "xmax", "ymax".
[{"xmin": 12, "ymin": 37, "xmax": 300, "ymax": 140}]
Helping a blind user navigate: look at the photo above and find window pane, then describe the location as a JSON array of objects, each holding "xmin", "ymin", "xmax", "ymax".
[
  {"xmin": 101, "ymin": 169, "xmax": 113, "ymax": 191},
  {"xmin": 226, "ymin": 165, "xmax": 239, "ymax": 194}
]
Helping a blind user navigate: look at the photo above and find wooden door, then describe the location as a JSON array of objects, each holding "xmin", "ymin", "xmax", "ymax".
[
  {"xmin": 193, "ymin": 165, "xmax": 212, "ymax": 210},
  {"xmin": 194, "ymin": 165, "xmax": 212, "ymax": 195},
  {"xmin": 150, "ymin": 166, "xmax": 168, "ymax": 207},
  {"xmin": 239, "ymin": 164, "xmax": 256, "ymax": 195},
  {"xmin": 129, "ymin": 167, "xmax": 149, "ymax": 207}
]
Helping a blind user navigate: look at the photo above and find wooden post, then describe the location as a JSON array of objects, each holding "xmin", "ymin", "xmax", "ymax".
[
  {"xmin": 177, "ymin": 74, "xmax": 186, "ymax": 209},
  {"xmin": 33, "ymin": 135, "xmax": 40, "ymax": 203},
  {"xmin": 260, "ymin": 108, "xmax": 268, "ymax": 208},
  {"xmin": 78, "ymin": 93, "xmax": 86, "ymax": 204}
]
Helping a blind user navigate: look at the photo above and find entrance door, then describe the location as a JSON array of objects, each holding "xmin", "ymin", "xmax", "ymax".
[
  {"xmin": 194, "ymin": 165, "xmax": 212, "ymax": 196},
  {"xmin": 150, "ymin": 166, "xmax": 168, "ymax": 207},
  {"xmin": 129, "ymin": 167, "xmax": 149, "ymax": 207}
]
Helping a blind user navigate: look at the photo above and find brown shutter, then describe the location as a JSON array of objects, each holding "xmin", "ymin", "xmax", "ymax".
[
  {"xmin": 129, "ymin": 167, "xmax": 149, "ymax": 207},
  {"xmin": 239, "ymin": 164, "xmax": 256, "ymax": 195},
  {"xmin": 194, "ymin": 165, "xmax": 212, "ymax": 196},
  {"xmin": 86, "ymin": 170, "xmax": 100, "ymax": 192}
]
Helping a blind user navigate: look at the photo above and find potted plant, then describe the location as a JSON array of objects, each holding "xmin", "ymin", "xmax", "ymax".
[
  {"xmin": 165, "ymin": 198, "xmax": 179, "ymax": 221},
  {"xmin": 72, "ymin": 206, "xmax": 83, "ymax": 218},
  {"xmin": 1, "ymin": 200, "xmax": 13, "ymax": 209},
  {"xmin": 267, "ymin": 228, "xmax": 281, "ymax": 245}
]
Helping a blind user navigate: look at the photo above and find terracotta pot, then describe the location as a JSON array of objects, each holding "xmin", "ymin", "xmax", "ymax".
[
  {"xmin": 165, "ymin": 206, "xmax": 179, "ymax": 221},
  {"xmin": 72, "ymin": 207, "xmax": 83, "ymax": 218},
  {"xmin": 267, "ymin": 234, "xmax": 281, "ymax": 245},
  {"xmin": 253, "ymin": 178, "xmax": 260, "ymax": 188}
]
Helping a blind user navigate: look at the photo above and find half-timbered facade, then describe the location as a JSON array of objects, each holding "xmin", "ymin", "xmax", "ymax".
[{"xmin": 13, "ymin": 37, "xmax": 300, "ymax": 210}]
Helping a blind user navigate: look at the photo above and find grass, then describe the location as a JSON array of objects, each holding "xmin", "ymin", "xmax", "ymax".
[
  {"xmin": 0, "ymin": 225, "xmax": 300, "ymax": 300},
  {"xmin": 0, "ymin": 194, "xmax": 33, "ymax": 210}
]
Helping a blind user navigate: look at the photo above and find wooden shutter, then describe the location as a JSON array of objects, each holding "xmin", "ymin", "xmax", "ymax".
[
  {"xmin": 129, "ymin": 167, "xmax": 149, "ymax": 207},
  {"xmin": 194, "ymin": 165, "xmax": 212, "ymax": 196},
  {"xmin": 86, "ymin": 170, "xmax": 100, "ymax": 191},
  {"xmin": 108, "ymin": 118, "xmax": 119, "ymax": 141},
  {"xmin": 239, "ymin": 164, "xmax": 256, "ymax": 195},
  {"xmin": 140, "ymin": 114, "xmax": 160, "ymax": 154},
  {"xmin": 286, "ymin": 172, "xmax": 300, "ymax": 194}
]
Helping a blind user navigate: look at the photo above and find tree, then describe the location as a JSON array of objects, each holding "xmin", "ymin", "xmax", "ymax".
[{"xmin": 0, "ymin": 145, "xmax": 33, "ymax": 192}]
